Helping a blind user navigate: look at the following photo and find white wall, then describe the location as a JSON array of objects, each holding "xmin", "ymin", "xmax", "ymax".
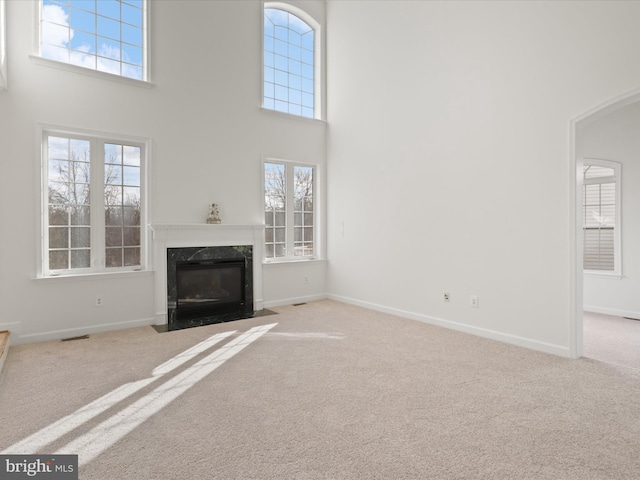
[
  {"xmin": 263, "ymin": 260, "xmax": 327, "ymax": 308},
  {"xmin": 579, "ymin": 101, "xmax": 640, "ymax": 319},
  {"xmin": 326, "ymin": 0, "xmax": 640, "ymax": 356},
  {"xmin": 0, "ymin": 0, "xmax": 6, "ymax": 90},
  {"xmin": 0, "ymin": 0, "xmax": 326, "ymax": 343}
]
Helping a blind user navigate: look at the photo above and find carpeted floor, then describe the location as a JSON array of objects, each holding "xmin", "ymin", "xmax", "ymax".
[
  {"xmin": 1, "ymin": 300, "xmax": 639, "ymax": 479},
  {"xmin": 583, "ymin": 311, "xmax": 640, "ymax": 369}
]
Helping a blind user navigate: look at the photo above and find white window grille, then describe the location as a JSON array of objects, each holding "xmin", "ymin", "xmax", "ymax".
[
  {"xmin": 40, "ymin": 0, "xmax": 146, "ymax": 80},
  {"xmin": 263, "ymin": 5, "xmax": 317, "ymax": 118},
  {"xmin": 264, "ymin": 161, "xmax": 315, "ymax": 260},
  {"xmin": 43, "ymin": 129, "xmax": 146, "ymax": 275}
]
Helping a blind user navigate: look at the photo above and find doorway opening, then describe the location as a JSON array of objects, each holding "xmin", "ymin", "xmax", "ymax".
[{"xmin": 571, "ymin": 88, "xmax": 640, "ymax": 361}]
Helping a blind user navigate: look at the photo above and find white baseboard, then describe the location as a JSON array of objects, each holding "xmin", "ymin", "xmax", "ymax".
[
  {"xmin": 0, "ymin": 321, "xmax": 21, "ymax": 337},
  {"xmin": 8, "ymin": 295, "xmax": 574, "ymax": 358},
  {"xmin": 262, "ymin": 294, "xmax": 328, "ymax": 310},
  {"xmin": 328, "ymin": 294, "xmax": 571, "ymax": 358},
  {"xmin": 13, "ymin": 317, "xmax": 157, "ymax": 345},
  {"xmin": 584, "ymin": 305, "xmax": 640, "ymax": 320},
  {"xmin": 254, "ymin": 298, "xmax": 265, "ymax": 311}
]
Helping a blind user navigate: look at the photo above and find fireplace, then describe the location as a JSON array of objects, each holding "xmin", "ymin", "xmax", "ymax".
[
  {"xmin": 176, "ymin": 258, "xmax": 245, "ymax": 320},
  {"xmin": 167, "ymin": 245, "xmax": 254, "ymax": 331}
]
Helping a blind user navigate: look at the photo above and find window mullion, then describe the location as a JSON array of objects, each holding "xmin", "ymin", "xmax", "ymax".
[
  {"xmin": 42, "ymin": 135, "xmax": 51, "ymax": 274},
  {"xmin": 91, "ymin": 140, "xmax": 106, "ymax": 270},
  {"xmin": 286, "ymin": 165, "xmax": 295, "ymax": 257}
]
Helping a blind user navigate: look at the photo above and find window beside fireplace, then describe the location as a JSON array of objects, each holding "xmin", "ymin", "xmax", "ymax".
[
  {"xmin": 264, "ymin": 160, "xmax": 316, "ymax": 261},
  {"xmin": 40, "ymin": 128, "xmax": 148, "ymax": 277}
]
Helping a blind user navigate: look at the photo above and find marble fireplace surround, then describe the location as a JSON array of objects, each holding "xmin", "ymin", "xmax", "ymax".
[{"xmin": 150, "ymin": 224, "xmax": 264, "ymax": 325}]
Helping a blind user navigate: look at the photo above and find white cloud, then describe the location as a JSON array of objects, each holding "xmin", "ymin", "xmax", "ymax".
[
  {"xmin": 99, "ymin": 43, "xmax": 120, "ymax": 61},
  {"xmin": 42, "ymin": 4, "xmax": 67, "ymax": 24},
  {"xmin": 41, "ymin": 5, "xmax": 142, "ymax": 80},
  {"xmin": 42, "ymin": 5, "xmax": 73, "ymax": 47},
  {"xmin": 97, "ymin": 56, "xmax": 121, "ymax": 76}
]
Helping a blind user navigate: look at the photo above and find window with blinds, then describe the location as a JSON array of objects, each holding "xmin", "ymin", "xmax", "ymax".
[{"xmin": 583, "ymin": 162, "xmax": 620, "ymax": 273}]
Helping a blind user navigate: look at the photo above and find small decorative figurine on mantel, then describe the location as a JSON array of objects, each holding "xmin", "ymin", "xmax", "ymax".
[{"xmin": 206, "ymin": 203, "xmax": 221, "ymax": 224}]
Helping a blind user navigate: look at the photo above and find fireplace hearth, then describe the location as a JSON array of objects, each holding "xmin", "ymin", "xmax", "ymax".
[{"xmin": 167, "ymin": 245, "xmax": 253, "ymax": 331}]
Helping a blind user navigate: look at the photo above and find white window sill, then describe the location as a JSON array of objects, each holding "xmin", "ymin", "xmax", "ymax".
[
  {"xmin": 33, "ymin": 269, "xmax": 153, "ymax": 283},
  {"xmin": 260, "ymin": 106, "xmax": 326, "ymax": 125},
  {"xmin": 263, "ymin": 257, "xmax": 326, "ymax": 266},
  {"xmin": 584, "ymin": 271, "xmax": 623, "ymax": 280},
  {"xmin": 29, "ymin": 55, "xmax": 153, "ymax": 89}
]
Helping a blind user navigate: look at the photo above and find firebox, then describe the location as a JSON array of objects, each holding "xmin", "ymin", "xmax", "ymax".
[
  {"xmin": 176, "ymin": 258, "xmax": 245, "ymax": 320},
  {"xmin": 167, "ymin": 246, "xmax": 253, "ymax": 331}
]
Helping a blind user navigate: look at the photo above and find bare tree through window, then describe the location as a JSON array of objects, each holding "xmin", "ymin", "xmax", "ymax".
[
  {"xmin": 264, "ymin": 162, "xmax": 286, "ymax": 258},
  {"xmin": 294, "ymin": 166, "xmax": 313, "ymax": 256},
  {"xmin": 45, "ymin": 134, "xmax": 142, "ymax": 273},
  {"xmin": 105, "ymin": 143, "xmax": 141, "ymax": 267},
  {"xmin": 264, "ymin": 161, "xmax": 315, "ymax": 259},
  {"xmin": 47, "ymin": 136, "xmax": 91, "ymax": 269}
]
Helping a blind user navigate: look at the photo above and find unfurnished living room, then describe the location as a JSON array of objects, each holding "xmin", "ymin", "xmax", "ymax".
[{"xmin": 1, "ymin": 1, "xmax": 639, "ymax": 478}]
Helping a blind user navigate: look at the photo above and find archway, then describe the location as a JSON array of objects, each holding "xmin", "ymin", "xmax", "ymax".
[{"xmin": 570, "ymin": 88, "xmax": 640, "ymax": 358}]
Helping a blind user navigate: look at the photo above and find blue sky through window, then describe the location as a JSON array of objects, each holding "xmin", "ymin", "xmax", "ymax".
[
  {"xmin": 264, "ymin": 8, "xmax": 314, "ymax": 119},
  {"xmin": 41, "ymin": 0, "xmax": 144, "ymax": 80}
]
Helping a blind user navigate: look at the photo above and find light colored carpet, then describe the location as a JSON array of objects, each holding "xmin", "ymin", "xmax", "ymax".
[
  {"xmin": 583, "ymin": 311, "xmax": 640, "ymax": 369},
  {"xmin": 1, "ymin": 300, "xmax": 639, "ymax": 479}
]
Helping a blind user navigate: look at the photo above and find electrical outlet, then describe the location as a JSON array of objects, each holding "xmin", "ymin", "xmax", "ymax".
[
  {"xmin": 470, "ymin": 295, "xmax": 479, "ymax": 308},
  {"xmin": 443, "ymin": 292, "xmax": 450, "ymax": 302},
  {"xmin": 304, "ymin": 275, "xmax": 309, "ymax": 284},
  {"xmin": 95, "ymin": 296, "xmax": 104, "ymax": 307}
]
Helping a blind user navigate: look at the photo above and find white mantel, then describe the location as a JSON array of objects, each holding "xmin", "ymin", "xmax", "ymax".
[{"xmin": 150, "ymin": 224, "xmax": 265, "ymax": 324}]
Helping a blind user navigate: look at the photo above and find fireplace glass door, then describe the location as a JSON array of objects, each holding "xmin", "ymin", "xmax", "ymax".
[{"xmin": 176, "ymin": 259, "xmax": 245, "ymax": 320}]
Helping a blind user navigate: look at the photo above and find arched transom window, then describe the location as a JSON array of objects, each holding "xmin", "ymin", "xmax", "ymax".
[{"xmin": 263, "ymin": 6, "xmax": 315, "ymax": 119}]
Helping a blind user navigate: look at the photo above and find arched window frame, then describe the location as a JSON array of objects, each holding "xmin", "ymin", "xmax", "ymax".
[
  {"xmin": 263, "ymin": 2, "xmax": 322, "ymax": 120},
  {"xmin": 582, "ymin": 158, "xmax": 622, "ymax": 277}
]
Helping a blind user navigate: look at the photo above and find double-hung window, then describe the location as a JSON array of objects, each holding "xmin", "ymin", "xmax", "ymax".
[
  {"xmin": 583, "ymin": 160, "xmax": 621, "ymax": 274},
  {"xmin": 43, "ymin": 129, "xmax": 146, "ymax": 276},
  {"xmin": 40, "ymin": 0, "xmax": 146, "ymax": 80},
  {"xmin": 263, "ymin": 4, "xmax": 319, "ymax": 119},
  {"xmin": 264, "ymin": 161, "xmax": 315, "ymax": 260}
]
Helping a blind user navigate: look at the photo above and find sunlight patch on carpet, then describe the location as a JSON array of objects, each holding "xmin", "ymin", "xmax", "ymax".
[
  {"xmin": 1, "ymin": 324, "xmax": 277, "ymax": 465},
  {"xmin": 58, "ymin": 323, "xmax": 277, "ymax": 465}
]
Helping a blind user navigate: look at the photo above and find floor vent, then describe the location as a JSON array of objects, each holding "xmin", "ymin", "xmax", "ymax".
[{"xmin": 61, "ymin": 335, "xmax": 90, "ymax": 342}]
